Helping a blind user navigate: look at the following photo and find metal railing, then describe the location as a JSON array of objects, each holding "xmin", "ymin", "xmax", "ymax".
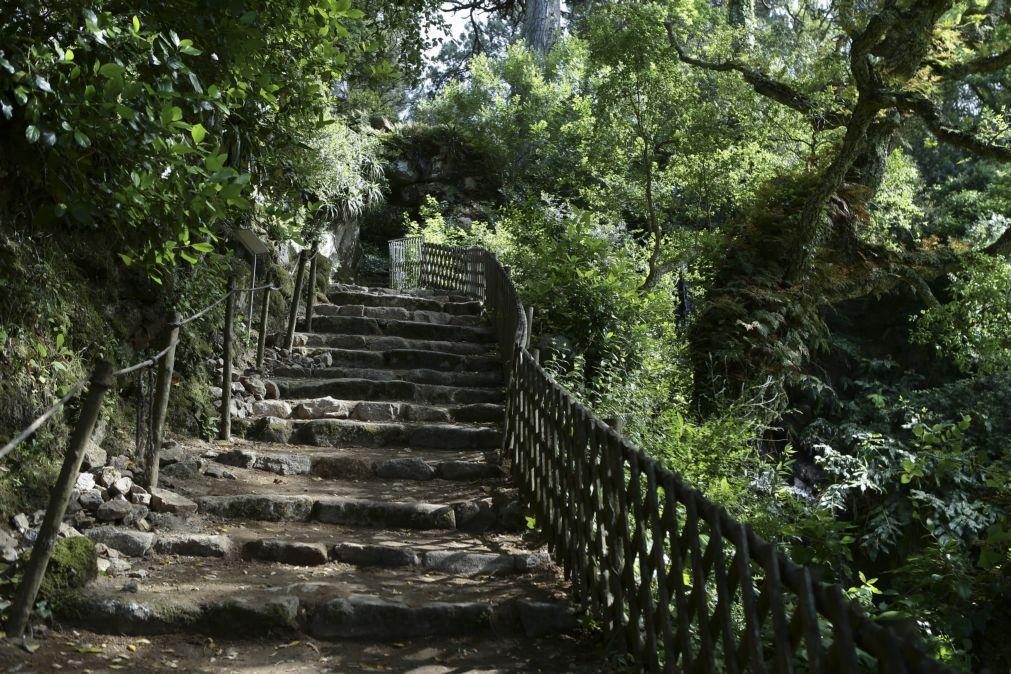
[
  {"xmin": 389, "ymin": 237, "xmax": 486, "ymax": 298},
  {"xmin": 0, "ymin": 248, "xmax": 324, "ymax": 640},
  {"xmin": 391, "ymin": 238, "xmax": 952, "ymax": 674}
]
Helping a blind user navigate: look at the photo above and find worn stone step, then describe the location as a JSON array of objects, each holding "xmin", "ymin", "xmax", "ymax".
[
  {"xmin": 233, "ymin": 417, "xmax": 502, "ymax": 450},
  {"xmin": 271, "ymin": 365, "xmax": 503, "ymax": 388},
  {"xmin": 291, "ymin": 347, "xmax": 502, "ymax": 373},
  {"xmin": 165, "ymin": 465, "xmax": 521, "ymax": 533},
  {"xmin": 212, "ymin": 445, "xmax": 507, "ymax": 482},
  {"xmin": 292, "ymin": 332, "xmax": 498, "ymax": 356},
  {"xmin": 195, "ymin": 494, "xmax": 518, "ymax": 532},
  {"xmin": 251, "ymin": 397, "xmax": 504, "ymax": 424},
  {"xmin": 328, "ymin": 288, "xmax": 483, "ymax": 315},
  {"xmin": 162, "ymin": 449, "xmax": 515, "ymax": 503},
  {"xmin": 300, "ymin": 315, "xmax": 495, "ymax": 344},
  {"xmin": 314, "ymin": 303, "xmax": 485, "ymax": 327},
  {"xmin": 65, "ymin": 562, "xmax": 575, "ymax": 640},
  {"xmin": 275, "ymin": 378, "xmax": 505, "ymax": 405}
]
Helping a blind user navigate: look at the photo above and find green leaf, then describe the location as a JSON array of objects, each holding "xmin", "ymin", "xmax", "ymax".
[
  {"xmin": 179, "ymin": 251, "xmax": 198, "ymax": 264},
  {"xmin": 74, "ymin": 129, "xmax": 91, "ymax": 147},
  {"xmin": 190, "ymin": 123, "xmax": 207, "ymax": 144},
  {"xmin": 34, "ymin": 75, "xmax": 52, "ymax": 93},
  {"xmin": 64, "ymin": 49, "xmax": 75, "ymax": 62},
  {"xmin": 205, "ymin": 153, "xmax": 226, "ymax": 172},
  {"xmin": 132, "ymin": 15, "xmax": 141, "ymax": 32},
  {"xmin": 25, "ymin": 125, "xmax": 40, "ymax": 143},
  {"xmin": 160, "ymin": 105, "xmax": 183, "ymax": 126},
  {"xmin": 118, "ymin": 253, "xmax": 133, "ymax": 266},
  {"xmin": 99, "ymin": 62, "xmax": 125, "ymax": 78},
  {"xmin": 191, "ymin": 242, "xmax": 214, "ymax": 253}
]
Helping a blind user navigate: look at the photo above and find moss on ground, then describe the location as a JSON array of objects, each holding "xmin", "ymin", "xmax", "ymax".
[{"xmin": 39, "ymin": 537, "xmax": 98, "ymax": 607}]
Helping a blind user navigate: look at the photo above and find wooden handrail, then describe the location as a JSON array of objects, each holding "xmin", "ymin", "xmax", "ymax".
[
  {"xmin": 393, "ymin": 237, "xmax": 953, "ymax": 674},
  {"xmin": 1, "ymin": 259, "xmax": 297, "ymax": 640}
]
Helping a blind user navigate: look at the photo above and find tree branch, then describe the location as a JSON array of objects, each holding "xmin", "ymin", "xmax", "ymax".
[
  {"xmin": 895, "ymin": 93, "xmax": 1011, "ymax": 162},
  {"xmin": 932, "ymin": 45, "xmax": 1011, "ymax": 78},
  {"xmin": 663, "ymin": 23, "xmax": 848, "ymax": 130}
]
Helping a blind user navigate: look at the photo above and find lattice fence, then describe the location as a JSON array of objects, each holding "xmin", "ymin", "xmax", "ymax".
[{"xmin": 397, "ymin": 239, "xmax": 953, "ymax": 674}]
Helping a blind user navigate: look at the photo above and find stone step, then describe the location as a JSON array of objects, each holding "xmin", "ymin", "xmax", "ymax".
[
  {"xmin": 162, "ymin": 460, "xmax": 522, "ymax": 533},
  {"xmin": 212, "ymin": 445, "xmax": 507, "ymax": 482},
  {"xmin": 292, "ymin": 347, "xmax": 502, "ymax": 373},
  {"xmin": 271, "ymin": 365, "xmax": 503, "ymax": 389},
  {"xmin": 233, "ymin": 417, "xmax": 502, "ymax": 450},
  {"xmin": 301, "ymin": 315, "xmax": 496, "ymax": 344},
  {"xmin": 251, "ymin": 397, "xmax": 504, "ymax": 424},
  {"xmin": 328, "ymin": 288, "xmax": 483, "ymax": 315},
  {"xmin": 314, "ymin": 303, "xmax": 485, "ymax": 327},
  {"xmin": 292, "ymin": 332, "xmax": 498, "ymax": 356},
  {"xmin": 65, "ymin": 562, "xmax": 575, "ymax": 640},
  {"xmin": 81, "ymin": 522, "xmax": 541, "ymax": 574},
  {"xmin": 195, "ymin": 494, "xmax": 519, "ymax": 532},
  {"xmin": 275, "ymin": 378, "xmax": 505, "ymax": 405}
]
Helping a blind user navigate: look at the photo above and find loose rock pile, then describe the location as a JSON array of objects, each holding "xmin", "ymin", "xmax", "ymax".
[{"xmin": 208, "ymin": 368, "xmax": 281, "ymax": 420}]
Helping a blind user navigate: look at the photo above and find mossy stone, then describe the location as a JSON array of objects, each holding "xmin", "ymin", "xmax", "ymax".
[{"xmin": 39, "ymin": 536, "xmax": 98, "ymax": 604}]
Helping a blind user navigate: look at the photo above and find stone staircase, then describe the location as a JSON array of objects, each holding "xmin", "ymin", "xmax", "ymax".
[{"xmin": 65, "ymin": 284, "xmax": 582, "ymax": 653}]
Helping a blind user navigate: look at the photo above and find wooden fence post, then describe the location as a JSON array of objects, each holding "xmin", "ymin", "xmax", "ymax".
[
  {"xmin": 6, "ymin": 360, "xmax": 114, "ymax": 639},
  {"xmin": 219, "ymin": 278, "xmax": 235, "ymax": 441},
  {"xmin": 144, "ymin": 311, "xmax": 180, "ymax": 489},
  {"xmin": 255, "ymin": 287, "xmax": 270, "ymax": 371},
  {"xmin": 305, "ymin": 246, "xmax": 318, "ymax": 333},
  {"xmin": 285, "ymin": 250, "xmax": 307, "ymax": 351},
  {"xmin": 524, "ymin": 306, "xmax": 534, "ymax": 349}
]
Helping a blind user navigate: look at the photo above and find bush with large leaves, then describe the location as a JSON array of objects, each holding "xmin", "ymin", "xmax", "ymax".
[{"xmin": 0, "ymin": 0, "xmax": 363, "ymax": 277}]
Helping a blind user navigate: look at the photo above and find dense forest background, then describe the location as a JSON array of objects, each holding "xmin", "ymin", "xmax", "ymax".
[{"xmin": 2, "ymin": 1, "xmax": 1009, "ymax": 670}]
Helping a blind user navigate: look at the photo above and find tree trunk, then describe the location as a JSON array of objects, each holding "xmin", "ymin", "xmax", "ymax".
[{"xmin": 523, "ymin": 0, "xmax": 561, "ymax": 54}]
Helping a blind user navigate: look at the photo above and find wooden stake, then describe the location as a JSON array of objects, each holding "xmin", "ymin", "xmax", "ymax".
[
  {"xmin": 144, "ymin": 311, "xmax": 180, "ymax": 488},
  {"xmin": 219, "ymin": 277, "xmax": 235, "ymax": 441},
  {"xmin": 285, "ymin": 251, "xmax": 307, "ymax": 351},
  {"xmin": 305, "ymin": 247, "xmax": 318, "ymax": 333},
  {"xmin": 256, "ymin": 286, "xmax": 270, "ymax": 371},
  {"xmin": 6, "ymin": 360, "xmax": 114, "ymax": 639}
]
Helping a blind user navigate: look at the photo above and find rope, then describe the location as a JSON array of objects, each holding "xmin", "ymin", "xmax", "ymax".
[
  {"xmin": 172, "ymin": 292, "xmax": 233, "ymax": 328},
  {"xmin": 172, "ymin": 284, "xmax": 276, "ymax": 329},
  {"xmin": 110, "ymin": 336, "xmax": 179, "ymax": 377},
  {"xmin": 0, "ymin": 379, "xmax": 89, "ymax": 462},
  {"xmin": 1, "ymin": 265, "xmax": 287, "ymax": 462}
]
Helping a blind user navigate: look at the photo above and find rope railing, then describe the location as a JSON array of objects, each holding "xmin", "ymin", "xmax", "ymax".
[
  {"xmin": 1, "ymin": 256, "xmax": 308, "ymax": 641},
  {"xmin": 0, "ymin": 381, "xmax": 89, "ymax": 463},
  {"xmin": 393, "ymin": 237, "xmax": 953, "ymax": 674}
]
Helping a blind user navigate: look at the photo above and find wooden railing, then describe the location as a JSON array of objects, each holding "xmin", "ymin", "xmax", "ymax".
[
  {"xmin": 391, "ymin": 238, "xmax": 953, "ymax": 674},
  {"xmin": 0, "ymin": 248, "xmax": 321, "ymax": 640}
]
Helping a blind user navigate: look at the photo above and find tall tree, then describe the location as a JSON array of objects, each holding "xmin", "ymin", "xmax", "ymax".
[
  {"xmin": 522, "ymin": 0, "xmax": 561, "ymax": 53},
  {"xmin": 663, "ymin": 0, "xmax": 1011, "ymax": 410}
]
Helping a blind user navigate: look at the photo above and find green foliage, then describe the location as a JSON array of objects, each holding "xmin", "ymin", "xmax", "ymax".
[
  {"xmin": 0, "ymin": 0, "xmax": 363, "ymax": 278},
  {"xmin": 308, "ymin": 116, "xmax": 387, "ymax": 238},
  {"xmin": 913, "ymin": 257, "xmax": 1011, "ymax": 374},
  {"xmin": 795, "ymin": 370, "xmax": 1011, "ymax": 669},
  {"xmin": 868, "ymin": 149, "xmax": 927, "ymax": 245},
  {"xmin": 405, "ymin": 196, "xmax": 514, "ymax": 252}
]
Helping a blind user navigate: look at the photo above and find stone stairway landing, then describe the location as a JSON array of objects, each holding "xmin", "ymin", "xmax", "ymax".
[{"xmin": 66, "ymin": 284, "xmax": 581, "ymax": 652}]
